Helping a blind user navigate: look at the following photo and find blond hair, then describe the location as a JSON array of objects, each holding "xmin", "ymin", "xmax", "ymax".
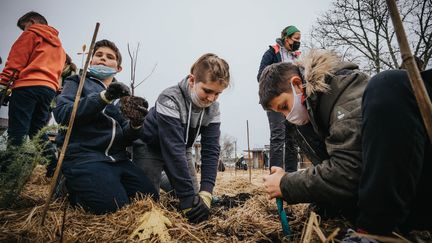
[{"xmin": 190, "ymin": 53, "xmax": 230, "ymax": 87}]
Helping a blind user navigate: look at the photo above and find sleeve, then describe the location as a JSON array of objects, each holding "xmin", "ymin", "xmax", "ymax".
[
  {"xmin": 155, "ymin": 96, "xmax": 196, "ymax": 206},
  {"xmin": 280, "ymin": 77, "xmax": 365, "ymax": 205},
  {"xmin": 257, "ymin": 48, "xmax": 275, "ymax": 82},
  {"xmin": 0, "ymin": 31, "xmax": 36, "ymax": 85},
  {"xmin": 53, "ymin": 76, "xmax": 108, "ymax": 126},
  {"xmin": 199, "ymin": 121, "xmax": 221, "ymax": 194}
]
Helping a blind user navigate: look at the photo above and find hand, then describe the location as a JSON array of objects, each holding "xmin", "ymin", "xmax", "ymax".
[
  {"xmin": 263, "ymin": 166, "xmax": 285, "ymax": 199},
  {"xmin": 129, "ymin": 105, "xmax": 148, "ymax": 127},
  {"xmin": 0, "ymin": 84, "xmax": 11, "ymax": 106},
  {"xmin": 104, "ymin": 82, "xmax": 131, "ymax": 101},
  {"xmin": 121, "ymin": 96, "xmax": 149, "ymax": 128},
  {"xmin": 183, "ymin": 195, "xmax": 210, "ymax": 223}
]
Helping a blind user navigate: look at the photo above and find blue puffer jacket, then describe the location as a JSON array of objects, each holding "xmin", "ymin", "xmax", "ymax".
[
  {"xmin": 54, "ymin": 74, "xmax": 140, "ymax": 164},
  {"xmin": 140, "ymin": 77, "xmax": 221, "ymax": 208}
]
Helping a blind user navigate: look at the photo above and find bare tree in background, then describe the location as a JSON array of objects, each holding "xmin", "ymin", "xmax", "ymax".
[
  {"xmin": 220, "ymin": 134, "xmax": 235, "ymax": 162},
  {"xmin": 127, "ymin": 43, "xmax": 157, "ymax": 95},
  {"xmin": 310, "ymin": 0, "xmax": 431, "ymax": 74}
]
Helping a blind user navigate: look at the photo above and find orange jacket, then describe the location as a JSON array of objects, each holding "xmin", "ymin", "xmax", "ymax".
[{"xmin": 0, "ymin": 24, "xmax": 66, "ymax": 92}]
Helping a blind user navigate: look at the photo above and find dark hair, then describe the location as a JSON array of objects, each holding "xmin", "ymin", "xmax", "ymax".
[
  {"xmin": 190, "ymin": 53, "xmax": 230, "ymax": 87},
  {"xmin": 17, "ymin": 11, "xmax": 48, "ymax": 30},
  {"xmin": 93, "ymin": 39, "xmax": 122, "ymax": 67},
  {"xmin": 259, "ymin": 62, "xmax": 300, "ymax": 109},
  {"xmin": 65, "ymin": 54, "xmax": 77, "ymax": 73}
]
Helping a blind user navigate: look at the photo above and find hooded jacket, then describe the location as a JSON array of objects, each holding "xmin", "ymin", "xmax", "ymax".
[
  {"xmin": 257, "ymin": 38, "xmax": 300, "ymax": 82},
  {"xmin": 280, "ymin": 49, "xmax": 369, "ymax": 206},
  {"xmin": 0, "ymin": 24, "xmax": 66, "ymax": 92},
  {"xmin": 139, "ymin": 77, "xmax": 221, "ymax": 207},
  {"xmin": 54, "ymin": 74, "xmax": 140, "ymax": 164}
]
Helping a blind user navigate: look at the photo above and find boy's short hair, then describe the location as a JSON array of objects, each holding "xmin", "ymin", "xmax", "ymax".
[
  {"xmin": 93, "ymin": 39, "xmax": 122, "ymax": 68},
  {"xmin": 17, "ymin": 11, "xmax": 48, "ymax": 30},
  {"xmin": 259, "ymin": 62, "xmax": 300, "ymax": 109},
  {"xmin": 190, "ymin": 53, "xmax": 230, "ymax": 88}
]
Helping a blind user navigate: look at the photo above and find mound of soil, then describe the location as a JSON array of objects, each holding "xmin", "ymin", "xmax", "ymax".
[{"xmin": 212, "ymin": 193, "xmax": 252, "ymax": 209}]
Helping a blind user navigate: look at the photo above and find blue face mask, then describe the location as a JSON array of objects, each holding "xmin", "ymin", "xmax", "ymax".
[{"xmin": 88, "ymin": 65, "xmax": 117, "ymax": 80}]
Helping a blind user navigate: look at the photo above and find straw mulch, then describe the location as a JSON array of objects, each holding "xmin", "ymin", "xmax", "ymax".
[{"xmin": 1, "ymin": 166, "xmax": 430, "ymax": 242}]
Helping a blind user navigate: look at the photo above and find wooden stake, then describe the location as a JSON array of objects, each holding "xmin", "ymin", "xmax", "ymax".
[
  {"xmin": 40, "ymin": 23, "xmax": 100, "ymax": 225},
  {"xmin": 386, "ymin": 0, "xmax": 432, "ymax": 142},
  {"xmin": 246, "ymin": 120, "xmax": 252, "ymax": 183}
]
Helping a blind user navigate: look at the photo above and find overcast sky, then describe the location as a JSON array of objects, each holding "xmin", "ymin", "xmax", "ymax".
[{"xmin": 0, "ymin": 0, "xmax": 332, "ymax": 154}]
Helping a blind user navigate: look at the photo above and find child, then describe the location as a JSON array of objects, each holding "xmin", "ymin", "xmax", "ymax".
[
  {"xmin": 260, "ymin": 49, "xmax": 432, "ymax": 237},
  {"xmin": 257, "ymin": 25, "xmax": 303, "ymax": 172},
  {"xmin": 134, "ymin": 53, "xmax": 230, "ymax": 223},
  {"xmin": 53, "ymin": 39, "xmax": 157, "ymax": 214},
  {"xmin": 0, "ymin": 11, "xmax": 66, "ymax": 176}
]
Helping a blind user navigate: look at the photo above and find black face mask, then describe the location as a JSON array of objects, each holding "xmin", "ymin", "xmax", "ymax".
[{"xmin": 291, "ymin": 41, "xmax": 301, "ymax": 51}]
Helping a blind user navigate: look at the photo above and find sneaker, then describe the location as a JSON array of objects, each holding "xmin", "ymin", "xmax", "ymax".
[{"xmin": 342, "ymin": 229, "xmax": 378, "ymax": 243}]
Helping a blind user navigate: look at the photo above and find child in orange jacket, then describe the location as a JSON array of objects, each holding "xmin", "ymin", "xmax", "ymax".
[{"xmin": 0, "ymin": 11, "xmax": 66, "ymax": 177}]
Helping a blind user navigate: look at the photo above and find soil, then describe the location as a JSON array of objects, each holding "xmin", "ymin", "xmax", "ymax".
[
  {"xmin": 120, "ymin": 96, "xmax": 148, "ymax": 121},
  {"xmin": 212, "ymin": 192, "xmax": 252, "ymax": 209}
]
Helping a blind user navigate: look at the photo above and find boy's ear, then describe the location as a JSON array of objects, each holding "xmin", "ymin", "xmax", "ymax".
[
  {"xmin": 116, "ymin": 66, "xmax": 122, "ymax": 73},
  {"xmin": 188, "ymin": 74, "xmax": 195, "ymax": 85},
  {"xmin": 290, "ymin": 76, "xmax": 302, "ymax": 85}
]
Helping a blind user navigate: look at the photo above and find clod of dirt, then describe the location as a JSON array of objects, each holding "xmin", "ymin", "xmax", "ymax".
[
  {"xmin": 212, "ymin": 193, "xmax": 252, "ymax": 209},
  {"xmin": 120, "ymin": 96, "xmax": 149, "ymax": 120}
]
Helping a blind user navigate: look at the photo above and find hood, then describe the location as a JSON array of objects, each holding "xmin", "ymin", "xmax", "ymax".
[
  {"xmin": 27, "ymin": 24, "xmax": 61, "ymax": 47},
  {"xmin": 275, "ymin": 38, "xmax": 284, "ymax": 47},
  {"xmin": 297, "ymin": 49, "xmax": 359, "ymax": 97}
]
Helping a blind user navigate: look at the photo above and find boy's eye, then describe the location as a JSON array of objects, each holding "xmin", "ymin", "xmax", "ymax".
[{"xmin": 203, "ymin": 89, "xmax": 213, "ymax": 94}]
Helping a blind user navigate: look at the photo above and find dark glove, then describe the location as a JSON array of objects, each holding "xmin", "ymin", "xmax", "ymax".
[
  {"xmin": 130, "ymin": 105, "xmax": 148, "ymax": 127},
  {"xmin": 120, "ymin": 96, "xmax": 149, "ymax": 128},
  {"xmin": 104, "ymin": 82, "xmax": 131, "ymax": 101},
  {"xmin": 184, "ymin": 195, "xmax": 210, "ymax": 223}
]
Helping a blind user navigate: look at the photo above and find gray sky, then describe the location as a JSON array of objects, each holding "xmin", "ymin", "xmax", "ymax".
[{"xmin": 0, "ymin": 0, "xmax": 332, "ymax": 154}]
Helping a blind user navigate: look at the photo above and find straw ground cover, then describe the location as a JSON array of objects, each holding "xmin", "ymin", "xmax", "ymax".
[{"xmin": 1, "ymin": 166, "xmax": 431, "ymax": 242}]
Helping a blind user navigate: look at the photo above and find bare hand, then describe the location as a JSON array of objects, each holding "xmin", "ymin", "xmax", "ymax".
[{"xmin": 263, "ymin": 166, "xmax": 285, "ymax": 199}]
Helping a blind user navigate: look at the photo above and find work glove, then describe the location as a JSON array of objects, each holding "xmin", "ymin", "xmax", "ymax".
[
  {"xmin": 101, "ymin": 82, "xmax": 131, "ymax": 103},
  {"xmin": 182, "ymin": 191, "xmax": 212, "ymax": 223},
  {"xmin": 0, "ymin": 84, "xmax": 11, "ymax": 106},
  {"xmin": 120, "ymin": 96, "xmax": 149, "ymax": 128}
]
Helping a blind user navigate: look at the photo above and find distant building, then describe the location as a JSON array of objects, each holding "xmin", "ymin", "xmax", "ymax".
[{"xmin": 243, "ymin": 147, "xmax": 269, "ymax": 169}]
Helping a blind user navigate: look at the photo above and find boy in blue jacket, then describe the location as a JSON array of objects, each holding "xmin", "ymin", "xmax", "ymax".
[{"xmin": 54, "ymin": 39, "xmax": 157, "ymax": 214}]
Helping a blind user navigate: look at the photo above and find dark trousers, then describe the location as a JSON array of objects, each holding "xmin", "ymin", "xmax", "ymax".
[
  {"xmin": 7, "ymin": 86, "xmax": 57, "ymax": 175},
  {"xmin": 357, "ymin": 70, "xmax": 432, "ymax": 234},
  {"xmin": 266, "ymin": 110, "xmax": 298, "ymax": 172},
  {"xmin": 62, "ymin": 160, "xmax": 158, "ymax": 214}
]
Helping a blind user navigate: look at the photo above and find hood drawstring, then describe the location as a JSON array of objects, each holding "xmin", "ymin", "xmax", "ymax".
[{"xmin": 185, "ymin": 101, "xmax": 204, "ymax": 145}]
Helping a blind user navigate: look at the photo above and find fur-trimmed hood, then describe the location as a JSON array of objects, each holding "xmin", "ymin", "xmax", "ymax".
[{"xmin": 296, "ymin": 49, "xmax": 359, "ymax": 97}]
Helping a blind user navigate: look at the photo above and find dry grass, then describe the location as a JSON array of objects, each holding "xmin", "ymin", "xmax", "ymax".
[{"xmin": 0, "ymin": 166, "xmax": 430, "ymax": 242}]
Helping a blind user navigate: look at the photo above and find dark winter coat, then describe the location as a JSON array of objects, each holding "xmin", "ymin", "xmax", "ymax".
[
  {"xmin": 54, "ymin": 74, "xmax": 140, "ymax": 164},
  {"xmin": 139, "ymin": 77, "xmax": 221, "ymax": 204},
  {"xmin": 280, "ymin": 50, "xmax": 369, "ymax": 206}
]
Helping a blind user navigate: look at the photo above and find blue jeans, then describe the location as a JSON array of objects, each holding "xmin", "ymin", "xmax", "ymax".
[
  {"xmin": 62, "ymin": 160, "xmax": 158, "ymax": 214},
  {"xmin": 357, "ymin": 69, "xmax": 432, "ymax": 234},
  {"xmin": 7, "ymin": 86, "xmax": 57, "ymax": 176}
]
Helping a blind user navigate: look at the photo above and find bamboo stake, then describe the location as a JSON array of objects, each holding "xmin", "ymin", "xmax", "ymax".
[
  {"xmin": 40, "ymin": 23, "xmax": 100, "ymax": 225},
  {"xmin": 246, "ymin": 120, "xmax": 252, "ymax": 183},
  {"xmin": 386, "ymin": 0, "xmax": 432, "ymax": 142}
]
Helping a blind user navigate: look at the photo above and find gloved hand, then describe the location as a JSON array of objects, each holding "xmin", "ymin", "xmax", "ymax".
[
  {"xmin": 0, "ymin": 84, "xmax": 11, "ymax": 106},
  {"xmin": 182, "ymin": 191, "xmax": 212, "ymax": 223},
  {"xmin": 102, "ymin": 82, "xmax": 131, "ymax": 102},
  {"xmin": 130, "ymin": 105, "xmax": 148, "ymax": 127},
  {"xmin": 120, "ymin": 96, "xmax": 149, "ymax": 128}
]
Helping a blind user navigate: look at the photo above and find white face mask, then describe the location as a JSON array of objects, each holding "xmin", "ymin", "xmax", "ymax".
[
  {"xmin": 285, "ymin": 81, "xmax": 309, "ymax": 125},
  {"xmin": 190, "ymin": 81, "xmax": 212, "ymax": 108}
]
